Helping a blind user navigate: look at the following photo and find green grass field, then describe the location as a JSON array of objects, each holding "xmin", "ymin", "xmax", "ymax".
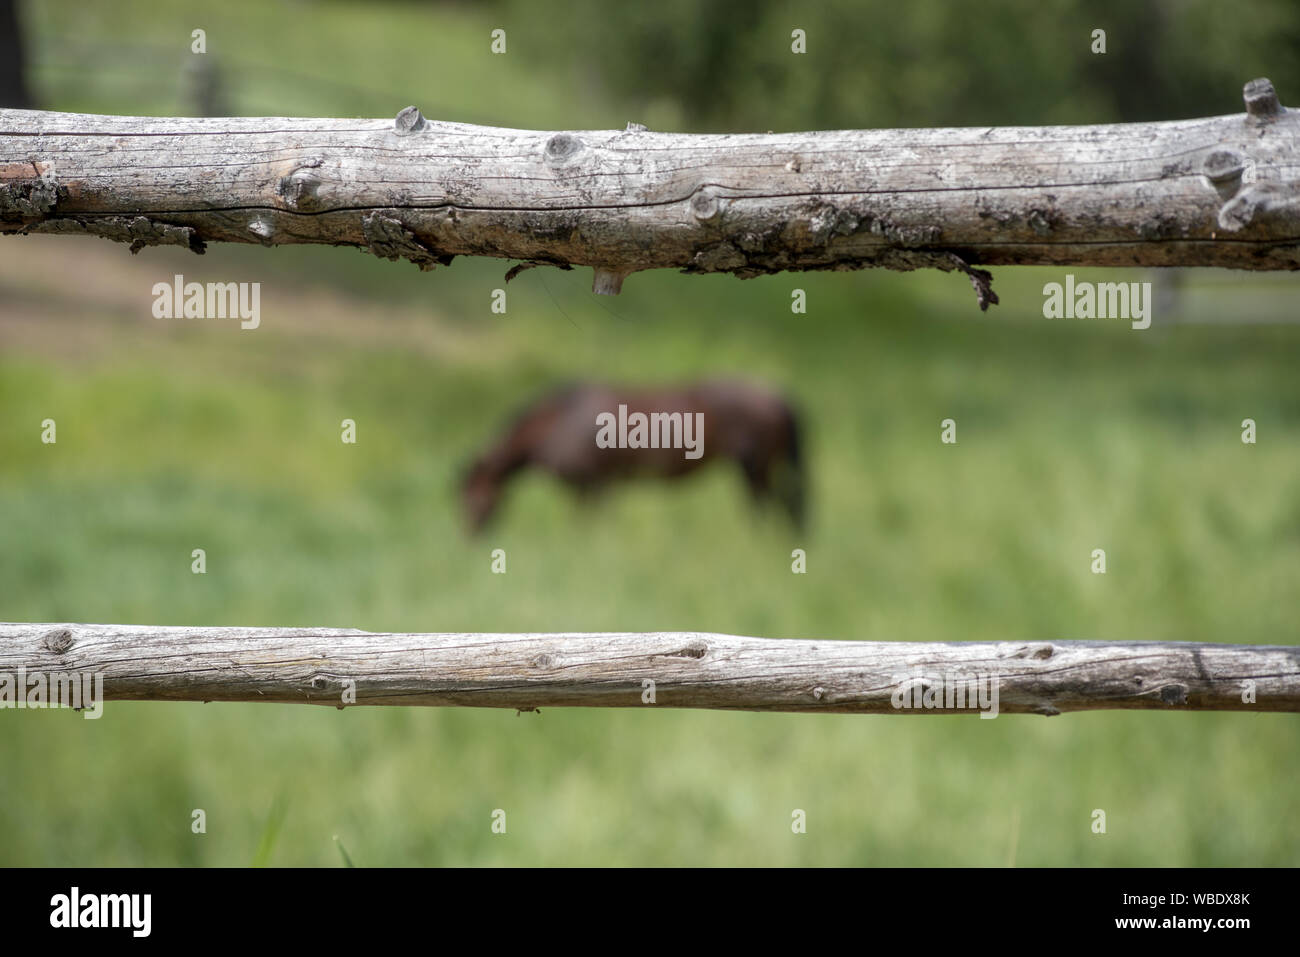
[{"xmin": 1, "ymin": 0, "xmax": 1298, "ymax": 866}]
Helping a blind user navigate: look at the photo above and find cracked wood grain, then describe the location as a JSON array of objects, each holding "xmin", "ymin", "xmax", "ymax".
[
  {"xmin": 2, "ymin": 78, "xmax": 1298, "ymax": 308},
  {"xmin": 2, "ymin": 623, "xmax": 1295, "ymax": 715}
]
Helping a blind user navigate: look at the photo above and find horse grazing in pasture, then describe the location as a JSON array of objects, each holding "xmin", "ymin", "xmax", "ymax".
[{"xmin": 460, "ymin": 381, "xmax": 805, "ymax": 533}]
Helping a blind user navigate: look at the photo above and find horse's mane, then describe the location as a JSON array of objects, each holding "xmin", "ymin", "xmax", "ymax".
[{"xmin": 501, "ymin": 380, "xmax": 588, "ymax": 431}]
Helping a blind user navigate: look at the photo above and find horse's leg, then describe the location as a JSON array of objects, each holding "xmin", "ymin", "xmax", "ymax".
[
  {"xmin": 772, "ymin": 462, "xmax": 806, "ymax": 529},
  {"xmin": 738, "ymin": 453, "xmax": 772, "ymax": 509},
  {"xmin": 769, "ymin": 413, "xmax": 806, "ymax": 530},
  {"xmin": 573, "ymin": 479, "xmax": 603, "ymax": 507}
]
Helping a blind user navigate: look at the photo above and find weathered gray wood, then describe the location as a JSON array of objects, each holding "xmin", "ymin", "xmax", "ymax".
[
  {"xmin": 2, "ymin": 623, "xmax": 1295, "ymax": 715},
  {"xmin": 2, "ymin": 78, "xmax": 1298, "ymax": 307}
]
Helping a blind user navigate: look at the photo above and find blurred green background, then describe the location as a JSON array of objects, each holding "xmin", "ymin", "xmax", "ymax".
[{"xmin": 1, "ymin": 0, "xmax": 1298, "ymax": 866}]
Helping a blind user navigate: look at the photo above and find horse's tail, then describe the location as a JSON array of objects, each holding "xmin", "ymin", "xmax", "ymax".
[{"xmin": 776, "ymin": 401, "xmax": 807, "ymax": 530}]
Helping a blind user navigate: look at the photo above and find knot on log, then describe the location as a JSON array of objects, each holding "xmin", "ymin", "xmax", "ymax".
[
  {"xmin": 690, "ymin": 187, "xmax": 723, "ymax": 223},
  {"xmin": 662, "ymin": 640, "xmax": 709, "ymax": 659},
  {"xmin": 394, "ymin": 106, "xmax": 430, "ymax": 135},
  {"xmin": 1218, "ymin": 181, "xmax": 1300, "ymax": 232},
  {"xmin": 361, "ymin": 211, "xmax": 454, "ymax": 270},
  {"xmin": 1243, "ymin": 78, "xmax": 1282, "ymax": 121},
  {"xmin": 1003, "ymin": 643, "xmax": 1055, "ymax": 660},
  {"xmin": 544, "ymin": 133, "xmax": 585, "ymax": 166},
  {"xmin": 591, "ymin": 266, "xmax": 631, "ymax": 295},
  {"xmin": 278, "ymin": 159, "xmax": 325, "ymax": 211},
  {"xmin": 41, "ymin": 628, "xmax": 74, "ymax": 655},
  {"xmin": 1202, "ymin": 149, "xmax": 1246, "ymax": 201}
]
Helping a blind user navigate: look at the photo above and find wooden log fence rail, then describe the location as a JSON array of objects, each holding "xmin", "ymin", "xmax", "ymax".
[
  {"xmin": 1, "ymin": 624, "xmax": 1297, "ymax": 715},
  {"xmin": 2, "ymin": 78, "xmax": 1298, "ymax": 310}
]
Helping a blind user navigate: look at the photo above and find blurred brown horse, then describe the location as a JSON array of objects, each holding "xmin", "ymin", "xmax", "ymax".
[{"xmin": 460, "ymin": 381, "xmax": 805, "ymax": 533}]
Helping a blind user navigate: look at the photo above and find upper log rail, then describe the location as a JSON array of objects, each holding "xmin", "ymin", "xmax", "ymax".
[
  {"xmin": 2, "ymin": 623, "xmax": 1296, "ymax": 715},
  {"xmin": 2, "ymin": 78, "xmax": 1298, "ymax": 308}
]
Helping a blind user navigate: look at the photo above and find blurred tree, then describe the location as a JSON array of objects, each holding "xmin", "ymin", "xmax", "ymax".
[
  {"xmin": 182, "ymin": 55, "xmax": 229, "ymax": 117},
  {"xmin": 0, "ymin": 0, "xmax": 32, "ymax": 107},
  {"xmin": 496, "ymin": 0, "xmax": 1300, "ymax": 130}
]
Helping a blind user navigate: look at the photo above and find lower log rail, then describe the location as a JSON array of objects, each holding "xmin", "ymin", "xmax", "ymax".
[{"xmin": 1, "ymin": 623, "xmax": 1296, "ymax": 715}]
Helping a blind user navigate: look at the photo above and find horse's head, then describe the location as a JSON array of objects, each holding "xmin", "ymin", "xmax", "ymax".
[{"xmin": 459, "ymin": 456, "xmax": 502, "ymax": 534}]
